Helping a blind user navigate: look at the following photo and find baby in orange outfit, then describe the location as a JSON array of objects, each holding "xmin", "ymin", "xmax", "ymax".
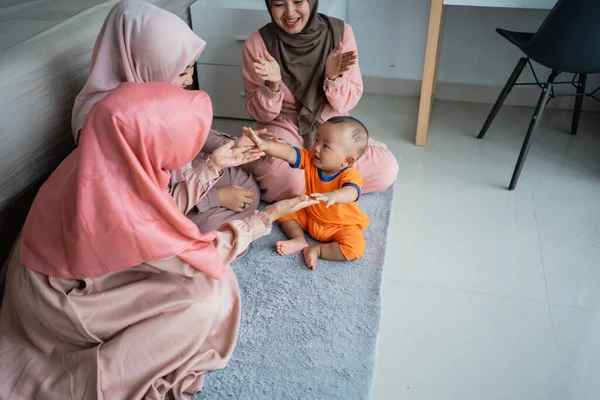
[{"xmin": 243, "ymin": 116, "xmax": 370, "ymax": 270}]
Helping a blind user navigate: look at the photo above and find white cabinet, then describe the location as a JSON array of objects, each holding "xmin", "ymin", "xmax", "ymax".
[
  {"xmin": 191, "ymin": 0, "xmax": 347, "ymax": 119},
  {"xmin": 196, "ymin": 64, "xmax": 249, "ymax": 120}
]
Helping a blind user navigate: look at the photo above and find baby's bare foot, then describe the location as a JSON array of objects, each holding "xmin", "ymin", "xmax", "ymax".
[
  {"xmin": 276, "ymin": 239, "xmax": 308, "ymax": 256},
  {"xmin": 303, "ymin": 245, "xmax": 321, "ymax": 270}
]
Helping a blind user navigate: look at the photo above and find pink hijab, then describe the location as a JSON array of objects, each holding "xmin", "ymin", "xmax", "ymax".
[
  {"xmin": 71, "ymin": 0, "xmax": 206, "ymax": 182},
  {"xmin": 21, "ymin": 82, "xmax": 225, "ymax": 280}
]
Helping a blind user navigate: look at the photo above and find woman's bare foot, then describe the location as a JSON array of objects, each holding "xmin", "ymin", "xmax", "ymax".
[
  {"xmin": 303, "ymin": 245, "xmax": 321, "ymax": 270},
  {"xmin": 276, "ymin": 239, "xmax": 308, "ymax": 256}
]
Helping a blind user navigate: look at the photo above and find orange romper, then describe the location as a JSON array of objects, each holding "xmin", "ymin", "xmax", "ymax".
[{"xmin": 279, "ymin": 148, "xmax": 371, "ymax": 260}]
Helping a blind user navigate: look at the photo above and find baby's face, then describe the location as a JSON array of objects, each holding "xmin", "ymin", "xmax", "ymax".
[{"xmin": 311, "ymin": 123, "xmax": 354, "ymax": 172}]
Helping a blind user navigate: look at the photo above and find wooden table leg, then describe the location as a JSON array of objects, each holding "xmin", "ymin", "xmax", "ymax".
[{"xmin": 415, "ymin": 0, "xmax": 445, "ymax": 146}]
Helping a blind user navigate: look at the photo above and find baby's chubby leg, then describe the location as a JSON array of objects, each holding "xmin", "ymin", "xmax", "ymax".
[
  {"xmin": 277, "ymin": 220, "xmax": 309, "ymax": 256},
  {"xmin": 303, "ymin": 226, "xmax": 366, "ymax": 270},
  {"xmin": 303, "ymin": 243, "xmax": 345, "ymax": 270}
]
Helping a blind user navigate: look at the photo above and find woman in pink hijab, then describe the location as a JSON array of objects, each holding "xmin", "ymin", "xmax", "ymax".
[
  {"xmin": 0, "ymin": 82, "xmax": 317, "ymax": 399},
  {"xmin": 72, "ymin": 0, "xmax": 257, "ymax": 232}
]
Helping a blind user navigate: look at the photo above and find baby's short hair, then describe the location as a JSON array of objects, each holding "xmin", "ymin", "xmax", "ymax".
[{"xmin": 326, "ymin": 116, "xmax": 369, "ymax": 159}]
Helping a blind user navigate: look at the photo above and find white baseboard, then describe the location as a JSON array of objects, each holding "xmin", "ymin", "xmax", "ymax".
[{"xmin": 362, "ymin": 76, "xmax": 600, "ymax": 112}]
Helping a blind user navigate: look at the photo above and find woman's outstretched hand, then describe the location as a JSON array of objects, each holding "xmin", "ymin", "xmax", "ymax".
[
  {"xmin": 325, "ymin": 42, "xmax": 357, "ymax": 80},
  {"xmin": 263, "ymin": 195, "xmax": 319, "ymax": 223},
  {"xmin": 209, "ymin": 140, "xmax": 265, "ymax": 171}
]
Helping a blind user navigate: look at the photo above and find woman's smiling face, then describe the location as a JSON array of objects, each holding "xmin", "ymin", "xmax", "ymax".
[{"xmin": 270, "ymin": 0, "xmax": 311, "ymax": 35}]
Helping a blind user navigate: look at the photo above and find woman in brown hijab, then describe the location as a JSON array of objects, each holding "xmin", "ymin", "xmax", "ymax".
[{"xmin": 241, "ymin": 0, "xmax": 398, "ymax": 203}]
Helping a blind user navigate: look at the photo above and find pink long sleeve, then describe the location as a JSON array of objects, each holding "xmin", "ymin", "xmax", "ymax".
[
  {"xmin": 171, "ymin": 157, "xmax": 223, "ymax": 214},
  {"xmin": 213, "ymin": 213, "xmax": 272, "ymax": 265},
  {"xmin": 171, "ymin": 157, "xmax": 272, "ymax": 264},
  {"xmin": 242, "ymin": 24, "xmax": 363, "ymax": 125},
  {"xmin": 242, "ymin": 33, "xmax": 285, "ymax": 123},
  {"xmin": 149, "ymin": 214, "xmax": 271, "ymax": 275},
  {"xmin": 323, "ymin": 23, "xmax": 363, "ymax": 113}
]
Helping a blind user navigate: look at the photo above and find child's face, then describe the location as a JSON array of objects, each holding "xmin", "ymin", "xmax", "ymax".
[
  {"xmin": 311, "ymin": 122, "xmax": 355, "ymax": 172},
  {"xmin": 172, "ymin": 59, "xmax": 196, "ymax": 88}
]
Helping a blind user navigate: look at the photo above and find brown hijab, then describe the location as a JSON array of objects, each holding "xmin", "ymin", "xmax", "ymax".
[{"xmin": 259, "ymin": 0, "xmax": 344, "ymax": 147}]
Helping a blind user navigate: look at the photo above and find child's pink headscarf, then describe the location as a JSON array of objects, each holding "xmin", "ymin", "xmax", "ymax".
[
  {"xmin": 22, "ymin": 82, "xmax": 225, "ymax": 280},
  {"xmin": 71, "ymin": 0, "xmax": 206, "ymax": 183}
]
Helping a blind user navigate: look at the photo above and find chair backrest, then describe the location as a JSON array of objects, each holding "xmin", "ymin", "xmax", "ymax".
[{"xmin": 525, "ymin": 0, "xmax": 600, "ymax": 74}]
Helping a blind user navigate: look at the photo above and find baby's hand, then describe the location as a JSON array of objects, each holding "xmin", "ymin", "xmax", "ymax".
[
  {"xmin": 236, "ymin": 128, "xmax": 266, "ymax": 148},
  {"xmin": 310, "ymin": 192, "xmax": 337, "ymax": 208},
  {"xmin": 242, "ymin": 127, "xmax": 269, "ymax": 151}
]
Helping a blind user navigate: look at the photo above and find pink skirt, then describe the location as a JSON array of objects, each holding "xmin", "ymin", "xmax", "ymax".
[{"xmin": 0, "ymin": 239, "xmax": 240, "ymax": 400}]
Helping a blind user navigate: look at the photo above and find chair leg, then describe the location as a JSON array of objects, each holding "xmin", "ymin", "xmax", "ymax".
[
  {"xmin": 478, "ymin": 57, "xmax": 528, "ymax": 139},
  {"xmin": 508, "ymin": 71, "xmax": 559, "ymax": 190},
  {"xmin": 571, "ymin": 73, "xmax": 587, "ymax": 135}
]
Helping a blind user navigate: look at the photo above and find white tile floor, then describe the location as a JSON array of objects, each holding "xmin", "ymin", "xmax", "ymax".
[{"xmin": 214, "ymin": 93, "xmax": 600, "ymax": 400}]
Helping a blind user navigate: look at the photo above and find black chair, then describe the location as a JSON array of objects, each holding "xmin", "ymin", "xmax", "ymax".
[{"xmin": 477, "ymin": 0, "xmax": 600, "ymax": 190}]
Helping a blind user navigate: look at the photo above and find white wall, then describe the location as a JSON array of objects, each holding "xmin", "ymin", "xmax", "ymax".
[
  {"xmin": 349, "ymin": 1, "xmax": 551, "ymax": 84},
  {"xmin": 347, "ymin": 0, "xmax": 599, "ymax": 106}
]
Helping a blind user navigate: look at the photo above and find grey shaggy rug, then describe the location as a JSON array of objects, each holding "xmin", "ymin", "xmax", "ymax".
[{"xmin": 196, "ymin": 184, "xmax": 396, "ymax": 400}]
